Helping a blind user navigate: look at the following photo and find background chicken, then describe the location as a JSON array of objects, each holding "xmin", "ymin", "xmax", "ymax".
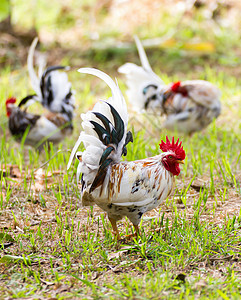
[
  {"xmin": 118, "ymin": 36, "xmax": 164, "ymax": 114},
  {"xmin": 6, "ymin": 97, "xmax": 73, "ymax": 149},
  {"xmin": 68, "ymin": 68, "xmax": 186, "ymax": 239},
  {"xmin": 118, "ymin": 36, "xmax": 221, "ymax": 135},
  {"xmin": 18, "ymin": 37, "xmax": 75, "ymax": 116},
  {"xmin": 5, "ymin": 38, "xmax": 75, "ymax": 149}
]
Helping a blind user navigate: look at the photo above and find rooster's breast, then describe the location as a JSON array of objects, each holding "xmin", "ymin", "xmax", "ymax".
[
  {"xmin": 93, "ymin": 158, "xmax": 174, "ymax": 225},
  {"xmin": 96, "ymin": 158, "xmax": 174, "ymax": 208}
]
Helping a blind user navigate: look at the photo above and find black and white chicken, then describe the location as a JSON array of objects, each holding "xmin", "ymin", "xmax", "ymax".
[{"xmin": 5, "ymin": 38, "xmax": 75, "ymax": 149}]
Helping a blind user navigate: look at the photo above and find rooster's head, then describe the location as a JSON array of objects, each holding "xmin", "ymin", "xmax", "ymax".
[{"xmin": 159, "ymin": 136, "xmax": 186, "ymax": 176}]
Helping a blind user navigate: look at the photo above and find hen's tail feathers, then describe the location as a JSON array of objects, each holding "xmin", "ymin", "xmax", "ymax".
[
  {"xmin": 27, "ymin": 38, "xmax": 42, "ymax": 99},
  {"xmin": 67, "ymin": 68, "xmax": 132, "ymax": 187}
]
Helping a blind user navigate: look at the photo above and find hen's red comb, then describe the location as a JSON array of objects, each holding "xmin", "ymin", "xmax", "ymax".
[
  {"xmin": 159, "ymin": 136, "xmax": 185, "ymax": 160},
  {"xmin": 171, "ymin": 81, "xmax": 181, "ymax": 92},
  {"xmin": 6, "ymin": 97, "xmax": 16, "ymax": 106}
]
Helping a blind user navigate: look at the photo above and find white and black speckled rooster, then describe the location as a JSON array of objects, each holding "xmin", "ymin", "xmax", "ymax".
[
  {"xmin": 6, "ymin": 97, "xmax": 73, "ymax": 149},
  {"xmin": 18, "ymin": 37, "xmax": 75, "ymax": 117},
  {"xmin": 68, "ymin": 68, "xmax": 186, "ymax": 239},
  {"xmin": 118, "ymin": 36, "xmax": 221, "ymax": 135}
]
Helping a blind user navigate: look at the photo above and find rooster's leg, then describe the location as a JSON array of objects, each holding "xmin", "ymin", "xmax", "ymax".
[
  {"xmin": 108, "ymin": 217, "xmax": 120, "ymax": 240},
  {"xmin": 133, "ymin": 224, "xmax": 140, "ymax": 236},
  {"xmin": 123, "ymin": 224, "xmax": 140, "ymax": 240}
]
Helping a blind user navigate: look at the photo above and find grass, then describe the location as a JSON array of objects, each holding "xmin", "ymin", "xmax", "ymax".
[
  {"xmin": 0, "ymin": 1, "xmax": 241, "ymax": 299},
  {"xmin": 0, "ymin": 69, "xmax": 240, "ymax": 299}
]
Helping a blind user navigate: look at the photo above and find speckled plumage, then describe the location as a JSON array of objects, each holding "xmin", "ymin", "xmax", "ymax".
[
  {"xmin": 83, "ymin": 157, "xmax": 174, "ymax": 226},
  {"xmin": 68, "ymin": 68, "xmax": 185, "ymax": 239}
]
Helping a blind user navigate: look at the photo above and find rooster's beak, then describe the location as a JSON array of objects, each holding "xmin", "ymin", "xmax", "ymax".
[{"xmin": 176, "ymin": 160, "xmax": 184, "ymax": 164}]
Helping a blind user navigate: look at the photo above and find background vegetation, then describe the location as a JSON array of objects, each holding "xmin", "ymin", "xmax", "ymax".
[{"xmin": 0, "ymin": 0, "xmax": 241, "ymax": 298}]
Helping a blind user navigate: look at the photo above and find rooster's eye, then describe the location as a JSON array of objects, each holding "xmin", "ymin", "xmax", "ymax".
[{"xmin": 168, "ymin": 155, "xmax": 173, "ymax": 159}]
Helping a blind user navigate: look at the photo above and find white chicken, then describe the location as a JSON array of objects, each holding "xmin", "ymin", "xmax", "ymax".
[{"xmin": 118, "ymin": 36, "xmax": 221, "ymax": 134}]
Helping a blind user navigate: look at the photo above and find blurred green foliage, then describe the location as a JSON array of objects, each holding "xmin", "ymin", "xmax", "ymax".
[{"xmin": 0, "ymin": 0, "xmax": 9, "ymax": 21}]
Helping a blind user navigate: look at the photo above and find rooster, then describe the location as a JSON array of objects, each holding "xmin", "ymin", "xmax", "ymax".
[
  {"xmin": 68, "ymin": 68, "xmax": 186, "ymax": 239},
  {"xmin": 6, "ymin": 97, "xmax": 73, "ymax": 149},
  {"xmin": 118, "ymin": 36, "xmax": 221, "ymax": 134},
  {"xmin": 18, "ymin": 37, "xmax": 75, "ymax": 115}
]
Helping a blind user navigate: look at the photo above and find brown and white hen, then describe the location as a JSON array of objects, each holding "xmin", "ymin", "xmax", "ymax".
[{"xmin": 6, "ymin": 97, "xmax": 73, "ymax": 149}]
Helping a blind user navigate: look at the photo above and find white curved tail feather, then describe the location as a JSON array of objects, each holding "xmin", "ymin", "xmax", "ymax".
[{"xmin": 78, "ymin": 68, "xmax": 128, "ymax": 125}]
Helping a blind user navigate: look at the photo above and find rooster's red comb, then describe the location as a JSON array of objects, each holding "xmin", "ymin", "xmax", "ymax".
[
  {"xmin": 171, "ymin": 81, "xmax": 181, "ymax": 92},
  {"xmin": 6, "ymin": 97, "xmax": 16, "ymax": 106},
  {"xmin": 159, "ymin": 136, "xmax": 185, "ymax": 160}
]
